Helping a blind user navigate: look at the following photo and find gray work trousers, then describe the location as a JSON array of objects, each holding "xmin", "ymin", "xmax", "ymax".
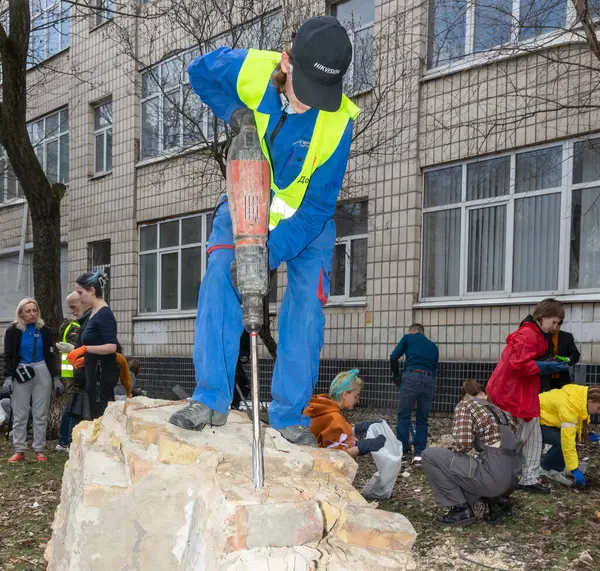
[
  {"xmin": 515, "ymin": 417, "xmax": 542, "ymax": 486},
  {"xmin": 422, "ymin": 447, "xmax": 519, "ymax": 507},
  {"xmin": 11, "ymin": 360, "xmax": 53, "ymax": 452}
]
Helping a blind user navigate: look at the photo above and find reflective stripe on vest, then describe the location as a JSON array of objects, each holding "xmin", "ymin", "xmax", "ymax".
[
  {"xmin": 236, "ymin": 49, "xmax": 360, "ymax": 230},
  {"xmin": 61, "ymin": 321, "xmax": 80, "ymax": 378}
]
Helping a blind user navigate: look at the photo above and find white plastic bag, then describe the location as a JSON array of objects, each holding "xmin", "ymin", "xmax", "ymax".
[
  {"xmin": 361, "ymin": 420, "xmax": 403, "ymax": 500},
  {"xmin": 0, "ymin": 404, "xmax": 5, "ymax": 426}
]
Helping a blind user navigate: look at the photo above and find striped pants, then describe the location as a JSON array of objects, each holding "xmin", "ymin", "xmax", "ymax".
[{"xmin": 516, "ymin": 417, "xmax": 543, "ymax": 485}]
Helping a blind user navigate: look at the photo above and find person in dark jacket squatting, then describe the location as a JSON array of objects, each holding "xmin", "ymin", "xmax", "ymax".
[
  {"xmin": 540, "ymin": 320, "xmax": 580, "ymax": 393},
  {"xmin": 390, "ymin": 324, "xmax": 439, "ymax": 464},
  {"xmin": 422, "ymin": 381, "xmax": 520, "ymax": 525}
]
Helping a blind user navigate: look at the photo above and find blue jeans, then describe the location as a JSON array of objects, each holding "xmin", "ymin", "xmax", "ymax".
[
  {"xmin": 540, "ymin": 425, "xmax": 564, "ymax": 471},
  {"xmin": 191, "ymin": 199, "xmax": 334, "ymax": 429},
  {"xmin": 396, "ymin": 370, "xmax": 435, "ymax": 456},
  {"xmin": 58, "ymin": 409, "xmax": 79, "ymax": 446}
]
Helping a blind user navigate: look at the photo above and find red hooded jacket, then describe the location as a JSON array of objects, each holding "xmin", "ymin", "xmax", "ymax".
[{"xmin": 486, "ymin": 317, "xmax": 548, "ymax": 421}]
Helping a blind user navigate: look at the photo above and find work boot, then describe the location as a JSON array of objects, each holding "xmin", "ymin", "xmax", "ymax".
[
  {"xmin": 439, "ymin": 504, "xmax": 476, "ymax": 526},
  {"xmin": 517, "ymin": 482, "xmax": 550, "ymax": 494},
  {"xmin": 483, "ymin": 497, "xmax": 512, "ymax": 524},
  {"xmin": 277, "ymin": 425, "xmax": 317, "ymax": 447},
  {"xmin": 168, "ymin": 402, "xmax": 228, "ymax": 431}
]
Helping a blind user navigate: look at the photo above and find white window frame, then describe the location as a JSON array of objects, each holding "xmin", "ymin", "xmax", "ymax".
[
  {"xmin": 329, "ymin": 233, "xmax": 369, "ymax": 303},
  {"xmin": 27, "ymin": 107, "xmax": 69, "ymax": 184},
  {"xmin": 28, "ymin": 0, "xmax": 70, "ymax": 68},
  {"xmin": 93, "ymin": 101, "xmax": 113, "ymax": 175},
  {"xmin": 138, "ymin": 213, "xmax": 211, "ymax": 315},
  {"xmin": 93, "ymin": 0, "xmax": 114, "ymax": 27},
  {"xmin": 0, "ymin": 147, "xmax": 23, "ymax": 205},
  {"xmin": 420, "ymin": 136, "xmax": 600, "ymax": 306},
  {"xmin": 426, "ymin": 0, "xmax": 578, "ymax": 74},
  {"xmin": 330, "ymin": 0, "xmax": 375, "ymax": 96}
]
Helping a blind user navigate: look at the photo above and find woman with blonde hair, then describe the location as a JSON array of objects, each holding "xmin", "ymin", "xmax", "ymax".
[{"xmin": 3, "ymin": 298, "xmax": 62, "ymax": 462}]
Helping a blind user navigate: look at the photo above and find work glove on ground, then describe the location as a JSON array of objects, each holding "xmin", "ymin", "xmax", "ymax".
[
  {"xmin": 56, "ymin": 341, "xmax": 75, "ymax": 353},
  {"xmin": 67, "ymin": 345, "xmax": 87, "ymax": 366},
  {"xmin": 536, "ymin": 361, "xmax": 569, "ymax": 375},
  {"xmin": 354, "ymin": 419, "xmax": 383, "ymax": 438},
  {"xmin": 571, "ymin": 468, "xmax": 587, "ymax": 486},
  {"xmin": 588, "ymin": 433, "xmax": 600, "ymax": 443},
  {"xmin": 230, "ymin": 108, "xmax": 255, "ymax": 136},
  {"xmin": 53, "ymin": 378, "xmax": 64, "ymax": 396},
  {"xmin": 357, "ymin": 434, "xmax": 386, "ymax": 456},
  {"xmin": 3, "ymin": 378, "xmax": 13, "ymax": 394}
]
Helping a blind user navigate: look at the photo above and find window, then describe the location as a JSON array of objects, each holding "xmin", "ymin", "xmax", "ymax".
[
  {"xmin": 28, "ymin": 0, "xmax": 70, "ymax": 68},
  {"xmin": 93, "ymin": 102, "xmax": 113, "ymax": 175},
  {"xmin": 140, "ymin": 11, "xmax": 281, "ymax": 160},
  {"xmin": 330, "ymin": 201, "xmax": 368, "ymax": 301},
  {"xmin": 27, "ymin": 108, "xmax": 69, "ymax": 184},
  {"xmin": 0, "ymin": 147, "xmax": 23, "ymax": 204},
  {"xmin": 421, "ymin": 139, "xmax": 600, "ymax": 301},
  {"xmin": 138, "ymin": 213, "xmax": 212, "ymax": 313},
  {"xmin": 88, "ymin": 240, "xmax": 111, "ymax": 303},
  {"xmin": 428, "ymin": 0, "xmax": 567, "ymax": 68},
  {"xmin": 93, "ymin": 0, "xmax": 114, "ymax": 27},
  {"xmin": 331, "ymin": 0, "xmax": 375, "ymax": 94}
]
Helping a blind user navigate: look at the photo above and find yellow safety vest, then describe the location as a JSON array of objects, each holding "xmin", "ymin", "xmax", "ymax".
[
  {"xmin": 236, "ymin": 49, "xmax": 360, "ymax": 230},
  {"xmin": 60, "ymin": 321, "xmax": 80, "ymax": 378}
]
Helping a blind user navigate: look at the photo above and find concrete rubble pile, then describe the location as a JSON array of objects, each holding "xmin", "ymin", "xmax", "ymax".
[{"xmin": 45, "ymin": 397, "xmax": 416, "ymax": 570}]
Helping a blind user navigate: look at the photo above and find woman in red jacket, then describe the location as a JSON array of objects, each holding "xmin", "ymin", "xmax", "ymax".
[{"xmin": 486, "ymin": 298, "xmax": 568, "ymax": 494}]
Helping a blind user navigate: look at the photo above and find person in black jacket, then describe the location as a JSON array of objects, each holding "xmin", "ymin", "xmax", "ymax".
[
  {"xmin": 540, "ymin": 321, "xmax": 580, "ymax": 392},
  {"xmin": 3, "ymin": 298, "xmax": 63, "ymax": 463}
]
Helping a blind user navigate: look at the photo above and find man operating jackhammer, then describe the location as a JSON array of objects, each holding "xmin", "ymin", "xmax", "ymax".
[{"xmin": 168, "ymin": 16, "xmax": 359, "ymax": 447}]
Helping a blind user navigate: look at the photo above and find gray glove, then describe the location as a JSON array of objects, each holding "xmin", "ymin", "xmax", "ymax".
[
  {"xmin": 3, "ymin": 378, "xmax": 13, "ymax": 394},
  {"xmin": 56, "ymin": 341, "xmax": 75, "ymax": 353},
  {"xmin": 53, "ymin": 378, "xmax": 64, "ymax": 396},
  {"xmin": 230, "ymin": 107, "xmax": 255, "ymax": 136}
]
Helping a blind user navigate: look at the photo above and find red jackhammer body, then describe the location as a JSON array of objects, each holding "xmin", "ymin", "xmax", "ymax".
[{"xmin": 226, "ymin": 112, "xmax": 270, "ymax": 489}]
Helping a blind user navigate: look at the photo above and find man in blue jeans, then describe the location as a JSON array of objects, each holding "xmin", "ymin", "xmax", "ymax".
[{"xmin": 391, "ymin": 324, "xmax": 439, "ymax": 465}]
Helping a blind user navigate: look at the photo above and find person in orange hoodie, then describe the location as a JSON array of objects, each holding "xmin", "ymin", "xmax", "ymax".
[{"xmin": 304, "ymin": 369, "xmax": 385, "ymax": 458}]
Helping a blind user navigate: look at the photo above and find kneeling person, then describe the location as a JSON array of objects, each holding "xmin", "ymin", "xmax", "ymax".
[
  {"xmin": 305, "ymin": 369, "xmax": 385, "ymax": 458},
  {"xmin": 422, "ymin": 381, "xmax": 520, "ymax": 526}
]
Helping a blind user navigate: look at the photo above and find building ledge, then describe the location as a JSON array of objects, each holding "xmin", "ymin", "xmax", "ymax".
[{"xmin": 415, "ymin": 293, "xmax": 600, "ymax": 309}]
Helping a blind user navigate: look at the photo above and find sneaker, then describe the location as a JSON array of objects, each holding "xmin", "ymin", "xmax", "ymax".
[
  {"xmin": 541, "ymin": 468, "xmax": 572, "ymax": 487},
  {"xmin": 277, "ymin": 425, "xmax": 317, "ymax": 447},
  {"xmin": 8, "ymin": 452, "xmax": 25, "ymax": 463},
  {"xmin": 35, "ymin": 452, "xmax": 48, "ymax": 462},
  {"xmin": 55, "ymin": 443, "xmax": 70, "ymax": 453},
  {"xmin": 517, "ymin": 482, "xmax": 551, "ymax": 494},
  {"xmin": 412, "ymin": 456, "xmax": 422, "ymax": 466},
  {"xmin": 439, "ymin": 504, "xmax": 476, "ymax": 526},
  {"xmin": 483, "ymin": 497, "xmax": 512, "ymax": 524},
  {"xmin": 168, "ymin": 401, "xmax": 228, "ymax": 431}
]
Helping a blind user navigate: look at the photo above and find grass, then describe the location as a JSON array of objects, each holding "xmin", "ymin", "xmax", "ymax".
[
  {"xmin": 0, "ymin": 413, "xmax": 599, "ymax": 570},
  {"xmin": 0, "ymin": 437, "xmax": 65, "ymax": 571}
]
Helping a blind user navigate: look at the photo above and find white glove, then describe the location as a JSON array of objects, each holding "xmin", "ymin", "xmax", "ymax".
[
  {"xmin": 3, "ymin": 378, "xmax": 13, "ymax": 394},
  {"xmin": 56, "ymin": 341, "xmax": 75, "ymax": 353}
]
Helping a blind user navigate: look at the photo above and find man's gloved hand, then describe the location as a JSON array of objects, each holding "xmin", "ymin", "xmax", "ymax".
[
  {"xmin": 354, "ymin": 420, "xmax": 383, "ymax": 438},
  {"xmin": 571, "ymin": 468, "xmax": 587, "ymax": 486},
  {"xmin": 53, "ymin": 378, "xmax": 64, "ymax": 396},
  {"xmin": 230, "ymin": 108, "xmax": 255, "ymax": 136},
  {"xmin": 67, "ymin": 345, "xmax": 87, "ymax": 366},
  {"xmin": 357, "ymin": 434, "xmax": 386, "ymax": 456},
  {"xmin": 3, "ymin": 378, "xmax": 13, "ymax": 394},
  {"xmin": 56, "ymin": 341, "xmax": 75, "ymax": 353},
  {"xmin": 74, "ymin": 357, "xmax": 85, "ymax": 369},
  {"xmin": 588, "ymin": 432, "xmax": 600, "ymax": 443},
  {"xmin": 392, "ymin": 375, "xmax": 402, "ymax": 387},
  {"xmin": 536, "ymin": 361, "xmax": 569, "ymax": 375}
]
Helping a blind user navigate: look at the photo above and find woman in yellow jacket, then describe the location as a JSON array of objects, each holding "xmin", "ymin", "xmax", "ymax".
[{"xmin": 539, "ymin": 385, "xmax": 600, "ymax": 486}]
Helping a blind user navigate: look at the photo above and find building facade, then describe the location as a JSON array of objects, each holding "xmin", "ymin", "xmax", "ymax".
[{"xmin": 1, "ymin": 0, "xmax": 599, "ymax": 408}]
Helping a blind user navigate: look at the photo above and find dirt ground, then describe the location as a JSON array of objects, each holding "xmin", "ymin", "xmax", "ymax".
[{"xmin": 1, "ymin": 412, "xmax": 599, "ymax": 571}]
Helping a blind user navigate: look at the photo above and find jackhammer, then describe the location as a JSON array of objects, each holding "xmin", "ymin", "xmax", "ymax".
[{"xmin": 226, "ymin": 111, "xmax": 271, "ymax": 490}]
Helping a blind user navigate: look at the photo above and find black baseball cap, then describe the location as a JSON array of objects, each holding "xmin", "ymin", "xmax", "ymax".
[{"xmin": 291, "ymin": 16, "xmax": 352, "ymax": 112}]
